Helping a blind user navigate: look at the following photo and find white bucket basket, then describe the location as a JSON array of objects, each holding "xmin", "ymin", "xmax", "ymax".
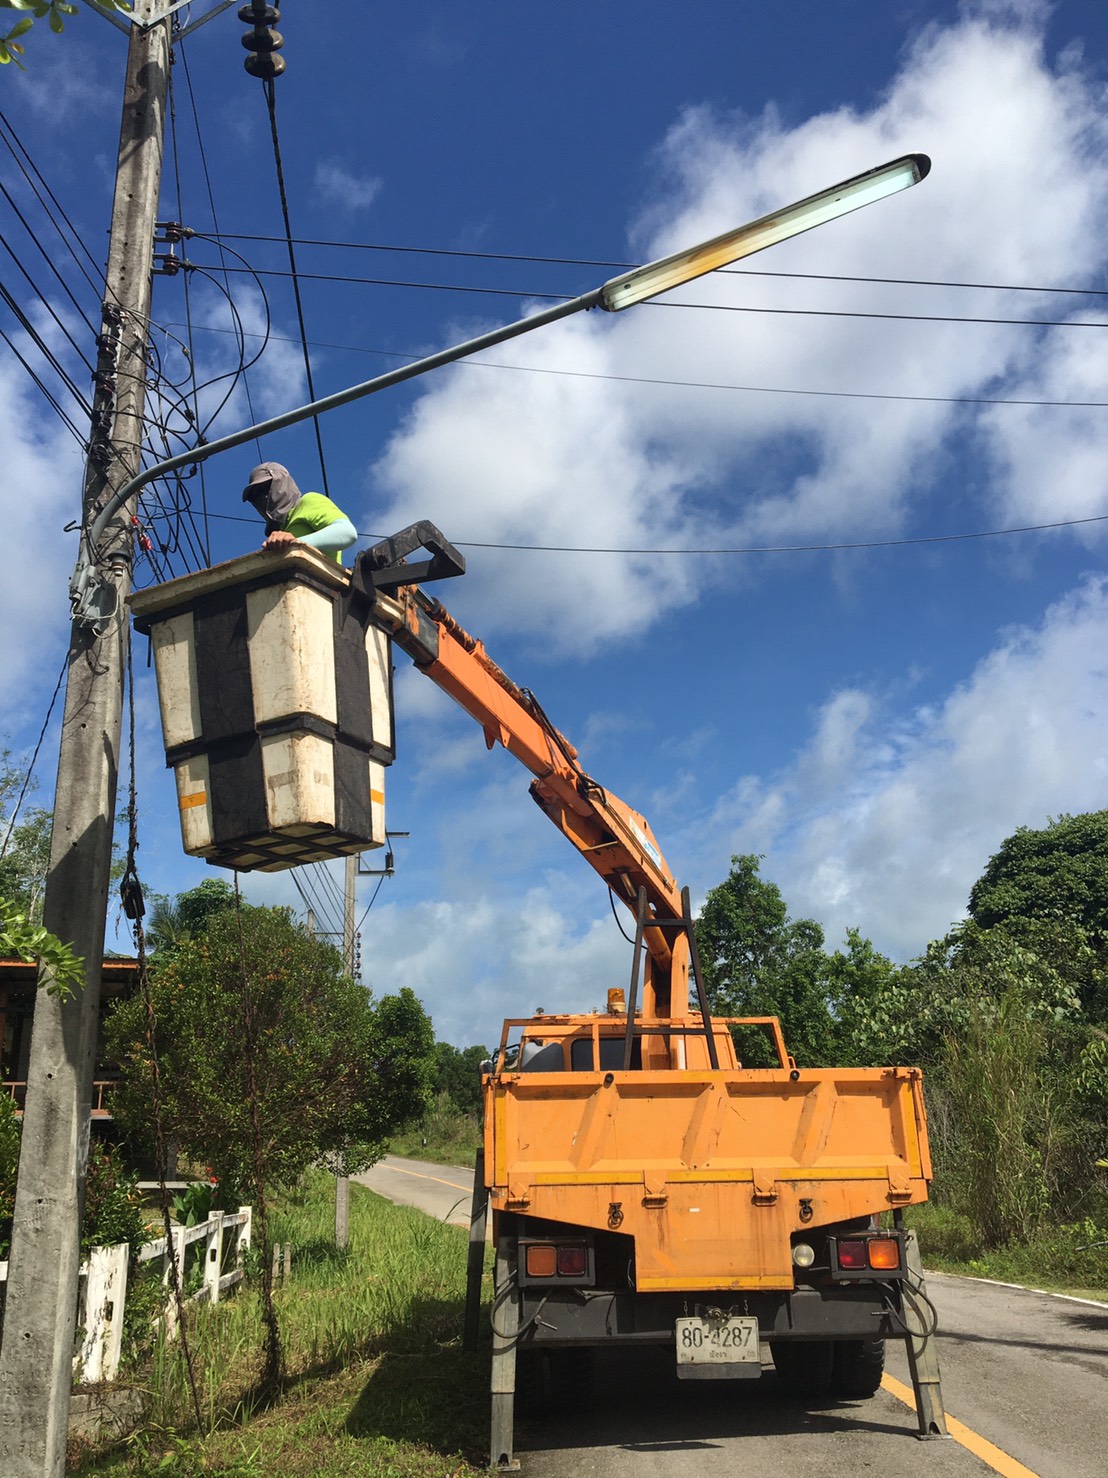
[{"xmin": 130, "ymin": 547, "xmax": 394, "ymax": 872}]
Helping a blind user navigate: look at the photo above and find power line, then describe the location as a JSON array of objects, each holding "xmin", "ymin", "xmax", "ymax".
[
  {"xmin": 455, "ymin": 513, "xmax": 1108, "ymax": 555},
  {"xmin": 261, "ymin": 77, "xmax": 330, "ymax": 496},
  {"xmin": 162, "ymin": 318, "xmax": 1108, "ymax": 412},
  {"xmin": 199, "ymin": 231, "xmax": 1108, "ymax": 301},
  {"xmin": 204, "ymin": 262, "xmax": 1108, "ymax": 331},
  {"xmin": 195, "ymin": 508, "xmax": 1108, "ymax": 558}
]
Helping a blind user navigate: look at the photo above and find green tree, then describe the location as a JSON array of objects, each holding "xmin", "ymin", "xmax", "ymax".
[
  {"xmin": 431, "ymin": 1042, "xmax": 489, "ymax": 1116},
  {"xmin": 968, "ymin": 812, "xmax": 1108, "ymax": 1021},
  {"xmin": 0, "ymin": 1, "xmax": 130, "ymax": 69},
  {"xmin": 106, "ymin": 901, "xmax": 434, "ymax": 1390},
  {"xmin": 106, "ymin": 904, "xmax": 434, "ymax": 1197},
  {"xmin": 695, "ymin": 854, "xmax": 841, "ymax": 1065},
  {"xmin": 144, "ymin": 877, "xmax": 237, "ymax": 955}
]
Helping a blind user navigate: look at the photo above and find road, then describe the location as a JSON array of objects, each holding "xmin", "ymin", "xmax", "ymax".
[{"xmin": 356, "ymin": 1158, "xmax": 1108, "ymax": 1477}]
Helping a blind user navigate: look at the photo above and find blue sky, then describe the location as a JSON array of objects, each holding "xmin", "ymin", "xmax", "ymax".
[{"xmin": 3, "ymin": 0, "xmax": 1108, "ymax": 1048}]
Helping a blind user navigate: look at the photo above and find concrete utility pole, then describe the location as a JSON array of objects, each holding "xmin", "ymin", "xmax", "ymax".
[
  {"xmin": 335, "ymin": 856, "xmax": 357, "ymax": 1249},
  {"xmin": 0, "ymin": 5, "xmax": 171, "ymax": 1471}
]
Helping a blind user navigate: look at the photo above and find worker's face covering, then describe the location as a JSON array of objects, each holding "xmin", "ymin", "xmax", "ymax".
[{"xmin": 243, "ymin": 461, "xmax": 302, "ymax": 533}]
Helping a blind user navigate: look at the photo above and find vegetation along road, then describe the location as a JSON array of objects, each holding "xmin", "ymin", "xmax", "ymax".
[{"xmin": 361, "ymin": 1158, "xmax": 1107, "ymax": 1478}]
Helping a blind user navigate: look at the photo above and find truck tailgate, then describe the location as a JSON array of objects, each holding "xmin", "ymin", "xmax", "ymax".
[{"xmin": 486, "ymin": 1067, "xmax": 930, "ymax": 1291}]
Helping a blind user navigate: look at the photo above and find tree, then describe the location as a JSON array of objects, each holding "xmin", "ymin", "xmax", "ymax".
[
  {"xmin": 106, "ymin": 899, "xmax": 435, "ymax": 1390},
  {"xmin": 968, "ymin": 812, "xmax": 1108, "ymax": 1021},
  {"xmin": 105, "ymin": 903, "xmax": 434, "ymax": 1197},
  {"xmin": 695, "ymin": 854, "xmax": 842, "ymax": 1065},
  {"xmin": 431, "ymin": 1042, "xmax": 489, "ymax": 1116},
  {"xmin": 0, "ymin": 1, "xmax": 130, "ymax": 69}
]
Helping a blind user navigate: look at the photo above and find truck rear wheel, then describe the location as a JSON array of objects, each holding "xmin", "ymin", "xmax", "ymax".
[
  {"xmin": 831, "ymin": 1338, "xmax": 885, "ymax": 1399},
  {"xmin": 769, "ymin": 1340, "xmax": 834, "ymax": 1398}
]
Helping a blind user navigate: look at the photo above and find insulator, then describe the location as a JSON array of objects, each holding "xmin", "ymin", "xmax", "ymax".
[
  {"xmin": 238, "ymin": 2, "xmax": 279, "ymax": 20},
  {"xmin": 241, "ymin": 26, "xmax": 282, "ymax": 53},
  {"xmin": 244, "ymin": 51, "xmax": 286, "ymax": 78}
]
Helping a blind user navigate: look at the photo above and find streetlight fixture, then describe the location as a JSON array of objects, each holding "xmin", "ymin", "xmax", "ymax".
[
  {"xmin": 71, "ymin": 153, "xmax": 930, "ymax": 630},
  {"xmin": 599, "ymin": 153, "xmax": 930, "ymax": 311}
]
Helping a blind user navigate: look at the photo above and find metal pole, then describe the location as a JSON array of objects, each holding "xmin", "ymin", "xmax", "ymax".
[{"xmin": 0, "ymin": 7, "xmax": 170, "ymax": 1471}]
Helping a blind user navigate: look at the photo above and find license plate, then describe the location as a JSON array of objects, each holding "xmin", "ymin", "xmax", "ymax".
[{"xmin": 675, "ymin": 1315, "xmax": 760, "ymax": 1366}]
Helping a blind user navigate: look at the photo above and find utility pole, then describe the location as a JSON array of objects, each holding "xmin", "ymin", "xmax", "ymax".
[
  {"xmin": 0, "ymin": 5, "xmax": 170, "ymax": 1471},
  {"xmin": 335, "ymin": 856, "xmax": 357, "ymax": 1249}
]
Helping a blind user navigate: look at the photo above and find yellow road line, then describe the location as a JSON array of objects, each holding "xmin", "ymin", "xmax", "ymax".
[
  {"xmin": 882, "ymin": 1374, "xmax": 1040, "ymax": 1478},
  {"xmin": 384, "ymin": 1162, "xmax": 471, "ymax": 1194}
]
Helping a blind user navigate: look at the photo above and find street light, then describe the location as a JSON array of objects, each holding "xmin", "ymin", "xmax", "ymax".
[
  {"xmin": 600, "ymin": 153, "xmax": 929, "ymax": 311},
  {"xmin": 71, "ymin": 152, "xmax": 930, "ymax": 630}
]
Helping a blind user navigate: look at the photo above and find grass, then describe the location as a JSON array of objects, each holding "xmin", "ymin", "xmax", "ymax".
[
  {"xmin": 907, "ymin": 1201, "xmax": 1108, "ymax": 1300},
  {"xmin": 72, "ymin": 1173, "xmax": 490, "ymax": 1476},
  {"xmin": 387, "ymin": 1096, "xmax": 482, "ymax": 1169}
]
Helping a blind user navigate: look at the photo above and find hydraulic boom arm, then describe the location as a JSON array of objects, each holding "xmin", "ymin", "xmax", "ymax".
[{"xmin": 358, "ymin": 538, "xmax": 691, "ymax": 1022}]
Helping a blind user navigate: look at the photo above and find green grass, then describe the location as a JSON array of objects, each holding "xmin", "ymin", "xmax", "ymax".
[
  {"xmin": 388, "ymin": 1096, "xmax": 482, "ymax": 1169},
  {"xmin": 72, "ymin": 1173, "xmax": 490, "ymax": 1476},
  {"xmin": 908, "ymin": 1201, "xmax": 1108, "ymax": 1300}
]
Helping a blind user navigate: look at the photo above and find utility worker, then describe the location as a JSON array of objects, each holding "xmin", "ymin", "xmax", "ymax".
[{"xmin": 242, "ymin": 462, "xmax": 357, "ymax": 564}]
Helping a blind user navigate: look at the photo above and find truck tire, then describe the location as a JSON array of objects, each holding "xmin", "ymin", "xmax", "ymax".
[
  {"xmin": 831, "ymin": 1338, "xmax": 885, "ymax": 1399},
  {"xmin": 769, "ymin": 1340, "xmax": 834, "ymax": 1398}
]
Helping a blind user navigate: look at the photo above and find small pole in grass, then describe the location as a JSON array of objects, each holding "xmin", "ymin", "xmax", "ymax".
[{"xmin": 336, "ymin": 1175, "xmax": 350, "ymax": 1250}]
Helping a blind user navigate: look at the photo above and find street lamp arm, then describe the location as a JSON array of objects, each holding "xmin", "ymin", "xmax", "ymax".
[
  {"xmin": 70, "ymin": 150, "xmax": 930, "ymax": 632},
  {"xmin": 70, "ymin": 285, "xmax": 603, "ymax": 630}
]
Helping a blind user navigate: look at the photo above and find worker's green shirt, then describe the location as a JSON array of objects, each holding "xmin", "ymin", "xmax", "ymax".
[{"xmin": 285, "ymin": 492, "xmax": 348, "ymax": 563}]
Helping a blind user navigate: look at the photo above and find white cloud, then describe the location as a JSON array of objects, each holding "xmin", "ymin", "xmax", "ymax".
[
  {"xmin": 693, "ymin": 575, "xmax": 1108, "ymax": 958},
  {"xmin": 362, "ymin": 881, "xmax": 629, "ymax": 1049},
  {"xmin": 313, "ymin": 161, "xmax": 383, "ymax": 213},
  {"xmin": 0, "ymin": 354, "xmax": 83, "ymax": 715},
  {"xmin": 367, "ymin": 2, "xmax": 1108, "ymax": 654}
]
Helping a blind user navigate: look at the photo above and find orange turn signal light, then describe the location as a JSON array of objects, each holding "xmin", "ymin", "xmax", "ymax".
[
  {"xmin": 867, "ymin": 1237, "xmax": 901, "ymax": 1271},
  {"xmin": 525, "ymin": 1244, "xmax": 557, "ymax": 1278}
]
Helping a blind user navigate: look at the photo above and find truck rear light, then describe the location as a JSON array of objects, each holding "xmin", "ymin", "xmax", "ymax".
[
  {"xmin": 829, "ymin": 1230, "xmax": 906, "ymax": 1279},
  {"xmin": 867, "ymin": 1237, "xmax": 901, "ymax": 1271},
  {"xmin": 556, "ymin": 1244, "xmax": 588, "ymax": 1278},
  {"xmin": 837, "ymin": 1239, "xmax": 868, "ymax": 1269},
  {"xmin": 525, "ymin": 1244, "xmax": 557, "ymax": 1278}
]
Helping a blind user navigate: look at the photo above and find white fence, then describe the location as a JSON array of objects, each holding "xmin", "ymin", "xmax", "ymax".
[{"xmin": 0, "ymin": 1206, "xmax": 251, "ymax": 1385}]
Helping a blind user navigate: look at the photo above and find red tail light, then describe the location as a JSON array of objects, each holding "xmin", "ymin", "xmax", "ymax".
[
  {"xmin": 837, "ymin": 1239, "xmax": 868, "ymax": 1269},
  {"xmin": 556, "ymin": 1244, "xmax": 588, "ymax": 1278}
]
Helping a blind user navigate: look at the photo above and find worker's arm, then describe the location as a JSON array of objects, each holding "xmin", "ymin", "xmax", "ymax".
[{"xmin": 295, "ymin": 517, "xmax": 356, "ymax": 554}]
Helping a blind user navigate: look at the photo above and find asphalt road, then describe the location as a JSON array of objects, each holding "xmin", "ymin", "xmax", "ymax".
[{"xmin": 356, "ymin": 1158, "xmax": 1108, "ymax": 1477}]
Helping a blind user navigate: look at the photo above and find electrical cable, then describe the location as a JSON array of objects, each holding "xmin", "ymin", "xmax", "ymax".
[
  {"xmin": 0, "ymin": 322, "xmax": 87, "ymax": 446},
  {"xmin": 201, "ymin": 231, "xmax": 1108, "ymax": 302},
  {"xmin": 0, "ymin": 275, "xmax": 93, "ymax": 419},
  {"xmin": 210, "ymin": 262, "xmax": 1108, "ymax": 331},
  {"xmin": 181, "ymin": 41, "xmax": 267, "ymax": 471},
  {"xmin": 0, "ymin": 181, "xmax": 99, "ymax": 345},
  {"xmin": 354, "ymin": 874, "xmax": 386, "ymax": 934},
  {"xmin": 165, "ymin": 54, "xmax": 211, "ymax": 566},
  {"xmin": 196, "ymin": 505, "xmax": 1108, "ymax": 556},
  {"xmin": 452, "ymin": 512, "xmax": 1108, "ymax": 557},
  {"xmin": 166, "ymin": 315, "xmax": 1108, "ymax": 412},
  {"xmin": 261, "ymin": 77, "xmax": 330, "ymax": 496},
  {"xmin": 0, "ymin": 106, "xmax": 108, "ymax": 299},
  {"xmin": 0, "ymin": 654, "xmax": 67, "ymax": 858},
  {"xmin": 0, "ymin": 285, "xmax": 93, "ymax": 428}
]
